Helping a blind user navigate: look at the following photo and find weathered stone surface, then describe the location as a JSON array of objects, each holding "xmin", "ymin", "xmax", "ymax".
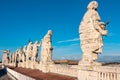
[
  {"xmin": 79, "ymin": 1, "xmax": 108, "ymax": 65},
  {"xmin": 40, "ymin": 30, "xmax": 53, "ymax": 65},
  {"xmin": 26, "ymin": 41, "xmax": 33, "ymax": 62},
  {"xmin": 2, "ymin": 1, "xmax": 120, "ymax": 80},
  {"xmin": 40, "ymin": 30, "xmax": 54, "ymax": 72},
  {"xmin": 2, "ymin": 49, "xmax": 10, "ymax": 65},
  {"xmin": 32, "ymin": 41, "xmax": 40, "ymax": 62}
]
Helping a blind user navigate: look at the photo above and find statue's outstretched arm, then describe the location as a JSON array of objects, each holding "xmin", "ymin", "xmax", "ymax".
[{"xmin": 91, "ymin": 17, "xmax": 107, "ymax": 35}]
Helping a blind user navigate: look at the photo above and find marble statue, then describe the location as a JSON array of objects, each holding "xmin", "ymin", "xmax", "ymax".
[
  {"xmin": 21, "ymin": 52, "xmax": 25, "ymax": 63},
  {"xmin": 10, "ymin": 52, "xmax": 16, "ymax": 66},
  {"xmin": 11, "ymin": 53, "xmax": 15, "ymax": 63},
  {"xmin": 26, "ymin": 41, "xmax": 33, "ymax": 61},
  {"xmin": 40, "ymin": 30, "xmax": 53, "ymax": 64},
  {"xmin": 23, "ymin": 45, "xmax": 27, "ymax": 61},
  {"xmin": 9, "ymin": 55, "xmax": 12, "ymax": 63},
  {"xmin": 16, "ymin": 49, "xmax": 20, "ymax": 63},
  {"xmin": 32, "ymin": 41, "xmax": 40, "ymax": 62},
  {"xmin": 79, "ymin": 1, "xmax": 108, "ymax": 65},
  {"xmin": 18, "ymin": 49, "xmax": 24, "ymax": 62},
  {"xmin": 2, "ymin": 49, "xmax": 10, "ymax": 65}
]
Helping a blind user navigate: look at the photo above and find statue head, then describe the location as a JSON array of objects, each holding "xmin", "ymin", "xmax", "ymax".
[
  {"xmin": 29, "ymin": 41, "xmax": 32, "ymax": 44},
  {"xmin": 35, "ymin": 41, "xmax": 39, "ymax": 44},
  {"xmin": 47, "ymin": 30, "xmax": 52, "ymax": 35},
  {"xmin": 28, "ymin": 39, "xmax": 33, "ymax": 44},
  {"xmin": 3, "ymin": 49, "xmax": 10, "ymax": 54},
  {"xmin": 16, "ymin": 49, "xmax": 19, "ymax": 52},
  {"xmin": 87, "ymin": 1, "xmax": 98, "ymax": 10},
  {"xmin": 24, "ymin": 45, "xmax": 27, "ymax": 49}
]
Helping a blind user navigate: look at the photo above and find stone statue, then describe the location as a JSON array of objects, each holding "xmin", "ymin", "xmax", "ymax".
[
  {"xmin": 2, "ymin": 49, "xmax": 10, "ymax": 65},
  {"xmin": 13, "ymin": 49, "xmax": 23, "ymax": 67},
  {"xmin": 11, "ymin": 53, "xmax": 15, "ymax": 63},
  {"xmin": 18, "ymin": 48, "xmax": 24, "ymax": 62},
  {"xmin": 79, "ymin": 1, "xmax": 107, "ymax": 65},
  {"xmin": 40, "ymin": 30, "xmax": 53, "ymax": 64},
  {"xmin": 16, "ymin": 49, "xmax": 21, "ymax": 63},
  {"xmin": 21, "ymin": 52, "xmax": 25, "ymax": 63},
  {"xmin": 32, "ymin": 41, "xmax": 40, "ymax": 62},
  {"xmin": 9, "ymin": 55, "xmax": 12, "ymax": 63},
  {"xmin": 10, "ymin": 52, "xmax": 16, "ymax": 66},
  {"xmin": 23, "ymin": 45, "xmax": 27, "ymax": 61},
  {"xmin": 26, "ymin": 41, "xmax": 33, "ymax": 61}
]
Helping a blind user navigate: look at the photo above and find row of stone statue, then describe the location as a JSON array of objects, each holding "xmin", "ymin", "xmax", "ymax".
[
  {"xmin": 2, "ymin": 30, "xmax": 53, "ymax": 67},
  {"xmin": 2, "ymin": 1, "xmax": 108, "ymax": 67}
]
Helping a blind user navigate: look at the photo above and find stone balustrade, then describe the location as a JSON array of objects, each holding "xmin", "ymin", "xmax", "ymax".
[
  {"xmin": 6, "ymin": 68, "xmax": 35, "ymax": 80},
  {"xmin": 96, "ymin": 66, "xmax": 120, "ymax": 80},
  {"xmin": 49, "ymin": 64, "xmax": 77, "ymax": 77},
  {"xmin": 1, "ymin": 0, "xmax": 117, "ymax": 80},
  {"xmin": 98, "ymin": 72, "xmax": 117, "ymax": 80},
  {"xmin": 78, "ymin": 66, "xmax": 120, "ymax": 80},
  {"xmin": 4, "ymin": 61, "xmax": 120, "ymax": 80}
]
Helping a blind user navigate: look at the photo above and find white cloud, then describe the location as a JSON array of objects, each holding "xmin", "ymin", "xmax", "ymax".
[
  {"xmin": 108, "ymin": 32, "xmax": 116, "ymax": 37},
  {"xmin": 57, "ymin": 38, "xmax": 79, "ymax": 43},
  {"xmin": 53, "ymin": 43, "xmax": 82, "ymax": 60}
]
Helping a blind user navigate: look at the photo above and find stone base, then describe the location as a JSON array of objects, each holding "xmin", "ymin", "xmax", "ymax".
[
  {"xmin": 78, "ymin": 69, "xmax": 98, "ymax": 80},
  {"xmin": 30, "ymin": 61, "xmax": 38, "ymax": 69},
  {"xmin": 18, "ymin": 62, "xmax": 23, "ymax": 67},
  {"xmin": 25, "ymin": 61, "xmax": 31, "ymax": 68},
  {"xmin": 41, "ymin": 65, "xmax": 50, "ymax": 73},
  {"xmin": 39, "ymin": 61, "xmax": 54, "ymax": 73},
  {"xmin": 21, "ymin": 62, "xmax": 25, "ymax": 68},
  {"xmin": 8, "ymin": 63, "xmax": 16, "ymax": 67}
]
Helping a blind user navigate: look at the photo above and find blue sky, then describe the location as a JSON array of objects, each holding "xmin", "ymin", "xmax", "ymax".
[{"xmin": 0, "ymin": 0, "xmax": 120, "ymax": 61}]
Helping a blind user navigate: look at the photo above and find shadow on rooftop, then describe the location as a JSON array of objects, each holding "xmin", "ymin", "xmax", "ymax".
[{"xmin": 0, "ymin": 68, "xmax": 7, "ymax": 77}]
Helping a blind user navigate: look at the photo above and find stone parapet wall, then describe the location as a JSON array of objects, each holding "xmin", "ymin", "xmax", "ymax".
[
  {"xmin": 49, "ymin": 64, "xmax": 77, "ymax": 77},
  {"xmin": 6, "ymin": 68, "xmax": 35, "ymax": 80},
  {"xmin": 96, "ymin": 66, "xmax": 120, "ymax": 80},
  {"xmin": 78, "ymin": 66, "xmax": 120, "ymax": 80},
  {"xmin": 3, "ymin": 60, "xmax": 120, "ymax": 80}
]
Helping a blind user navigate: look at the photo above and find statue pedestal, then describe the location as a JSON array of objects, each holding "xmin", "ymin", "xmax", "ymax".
[
  {"xmin": 25, "ymin": 61, "xmax": 31, "ymax": 68},
  {"xmin": 78, "ymin": 68, "xmax": 98, "ymax": 80},
  {"xmin": 18, "ymin": 62, "xmax": 22, "ymax": 67},
  {"xmin": 11, "ymin": 63, "xmax": 16, "ymax": 67},
  {"xmin": 21, "ymin": 62, "xmax": 25, "ymax": 68},
  {"xmin": 39, "ymin": 61, "xmax": 54, "ymax": 73},
  {"xmin": 41, "ymin": 65, "xmax": 49, "ymax": 73},
  {"xmin": 30, "ymin": 61, "xmax": 38, "ymax": 69},
  {"xmin": 78, "ymin": 65, "xmax": 99, "ymax": 80}
]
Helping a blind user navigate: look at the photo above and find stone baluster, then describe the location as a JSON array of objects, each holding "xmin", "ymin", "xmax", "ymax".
[
  {"xmin": 111, "ymin": 73, "xmax": 113, "ymax": 80},
  {"xmin": 104, "ymin": 73, "xmax": 107, "ymax": 80},
  {"xmin": 102, "ymin": 72, "xmax": 104, "ymax": 80},
  {"xmin": 109, "ymin": 73, "xmax": 111, "ymax": 80},
  {"xmin": 98, "ymin": 72, "xmax": 102, "ymax": 80},
  {"xmin": 114, "ymin": 73, "xmax": 117, "ymax": 80},
  {"xmin": 98, "ymin": 72, "xmax": 99, "ymax": 80},
  {"xmin": 109, "ymin": 73, "xmax": 112, "ymax": 80},
  {"xmin": 107, "ymin": 73, "xmax": 109, "ymax": 80}
]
